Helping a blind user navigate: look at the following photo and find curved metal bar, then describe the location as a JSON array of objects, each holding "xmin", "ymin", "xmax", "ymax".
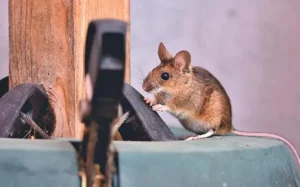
[
  {"xmin": 0, "ymin": 83, "xmax": 54, "ymax": 138},
  {"xmin": 120, "ymin": 83, "xmax": 177, "ymax": 141}
]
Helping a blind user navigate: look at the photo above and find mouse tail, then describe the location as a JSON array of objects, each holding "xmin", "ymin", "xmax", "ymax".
[{"xmin": 232, "ymin": 129, "xmax": 300, "ymax": 167}]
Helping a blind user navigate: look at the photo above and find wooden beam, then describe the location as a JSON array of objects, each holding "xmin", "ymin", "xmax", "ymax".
[{"xmin": 9, "ymin": 0, "xmax": 130, "ymax": 138}]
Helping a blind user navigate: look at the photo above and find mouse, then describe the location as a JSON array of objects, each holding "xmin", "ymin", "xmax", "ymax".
[{"xmin": 142, "ymin": 41, "xmax": 300, "ymax": 168}]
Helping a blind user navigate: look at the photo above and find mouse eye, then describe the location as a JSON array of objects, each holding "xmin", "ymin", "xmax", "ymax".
[{"xmin": 161, "ymin": 72, "xmax": 170, "ymax": 80}]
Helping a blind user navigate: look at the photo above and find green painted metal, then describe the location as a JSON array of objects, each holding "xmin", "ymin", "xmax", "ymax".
[
  {"xmin": 114, "ymin": 128, "xmax": 300, "ymax": 187},
  {"xmin": 0, "ymin": 138, "xmax": 80, "ymax": 187},
  {"xmin": 0, "ymin": 127, "xmax": 299, "ymax": 187}
]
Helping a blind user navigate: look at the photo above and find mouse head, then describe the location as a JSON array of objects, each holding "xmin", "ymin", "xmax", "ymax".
[{"xmin": 142, "ymin": 42, "xmax": 192, "ymax": 94}]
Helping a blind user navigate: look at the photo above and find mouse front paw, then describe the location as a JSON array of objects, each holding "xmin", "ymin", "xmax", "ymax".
[
  {"xmin": 152, "ymin": 104, "xmax": 169, "ymax": 112},
  {"xmin": 144, "ymin": 97, "xmax": 157, "ymax": 106}
]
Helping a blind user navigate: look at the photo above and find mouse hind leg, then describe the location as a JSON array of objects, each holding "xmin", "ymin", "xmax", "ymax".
[
  {"xmin": 185, "ymin": 129, "xmax": 216, "ymax": 140},
  {"xmin": 215, "ymin": 112, "xmax": 233, "ymax": 135}
]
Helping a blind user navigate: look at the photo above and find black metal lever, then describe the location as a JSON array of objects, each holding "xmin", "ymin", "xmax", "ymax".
[{"xmin": 79, "ymin": 19, "xmax": 127, "ymax": 187}]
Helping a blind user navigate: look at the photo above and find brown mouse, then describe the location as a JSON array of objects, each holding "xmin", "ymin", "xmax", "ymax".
[{"xmin": 142, "ymin": 42, "xmax": 300, "ymax": 168}]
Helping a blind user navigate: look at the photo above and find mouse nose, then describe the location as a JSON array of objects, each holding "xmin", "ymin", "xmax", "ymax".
[
  {"xmin": 142, "ymin": 82, "xmax": 148, "ymax": 91},
  {"xmin": 142, "ymin": 84, "xmax": 147, "ymax": 91},
  {"xmin": 142, "ymin": 81, "xmax": 153, "ymax": 92}
]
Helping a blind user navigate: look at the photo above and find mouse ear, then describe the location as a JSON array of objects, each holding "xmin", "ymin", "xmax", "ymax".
[
  {"xmin": 158, "ymin": 42, "xmax": 172, "ymax": 62},
  {"xmin": 173, "ymin": 50, "xmax": 191, "ymax": 72}
]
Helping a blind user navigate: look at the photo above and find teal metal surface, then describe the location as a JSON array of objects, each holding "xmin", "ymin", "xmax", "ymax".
[
  {"xmin": 113, "ymin": 129, "xmax": 300, "ymax": 187},
  {"xmin": 0, "ymin": 138, "xmax": 80, "ymax": 187},
  {"xmin": 1, "ymin": 127, "xmax": 298, "ymax": 187}
]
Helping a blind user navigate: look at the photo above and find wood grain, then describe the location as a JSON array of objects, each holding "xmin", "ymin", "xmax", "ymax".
[{"xmin": 9, "ymin": 0, "xmax": 130, "ymax": 138}]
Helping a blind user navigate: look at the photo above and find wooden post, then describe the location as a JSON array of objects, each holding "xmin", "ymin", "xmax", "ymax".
[{"xmin": 9, "ymin": 0, "xmax": 130, "ymax": 138}]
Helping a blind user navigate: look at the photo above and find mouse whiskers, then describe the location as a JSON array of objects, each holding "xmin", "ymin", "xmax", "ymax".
[{"xmin": 132, "ymin": 68, "xmax": 146, "ymax": 85}]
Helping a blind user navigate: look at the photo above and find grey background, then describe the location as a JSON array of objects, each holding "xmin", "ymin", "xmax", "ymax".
[{"xmin": 1, "ymin": 0, "xmax": 300, "ymax": 151}]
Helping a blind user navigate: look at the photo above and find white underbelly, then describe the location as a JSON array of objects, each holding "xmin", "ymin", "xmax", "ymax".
[
  {"xmin": 181, "ymin": 120, "xmax": 210, "ymax": 134},
  {"xmin": 168, "ymin": 111, "xmax": 210, "ymax": 134}
]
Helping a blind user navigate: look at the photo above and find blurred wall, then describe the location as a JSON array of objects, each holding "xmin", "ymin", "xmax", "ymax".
[
  {"xmin": 1, "ymin": 0, "xmax": 300, "ymax": 151},
  {"xmin": 130, "ymin": 0, "xmax": 300, "ymax": 151},
  {"xmin": 0, "ymin": 0, "xmax": 8, "ymax": 79}
]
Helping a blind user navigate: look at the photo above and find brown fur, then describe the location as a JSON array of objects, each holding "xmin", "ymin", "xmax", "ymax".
[{"xmin": 142, "ymin": 42, "xmax": 233, "ymax": 135}]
